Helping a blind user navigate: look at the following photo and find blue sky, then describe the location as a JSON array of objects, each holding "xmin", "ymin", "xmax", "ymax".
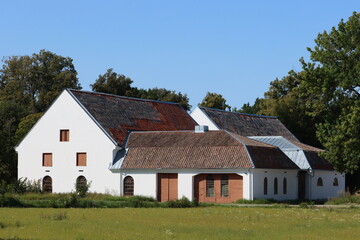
[{"xmin": 1, "ymin": 1, "xmax": 359, "ymax": 110}]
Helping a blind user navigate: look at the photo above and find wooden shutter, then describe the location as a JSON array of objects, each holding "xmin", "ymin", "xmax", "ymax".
[
  {"xmin": 43, "ymin": 153, "xmax": 53, "ymax": 167},
  {"xmin": 60, "ymin": 130, "xmax": 69, "ymax": 141},
  {"xmin": 77, "ymin": 153, "xmax": 87, "ymax": 166}
]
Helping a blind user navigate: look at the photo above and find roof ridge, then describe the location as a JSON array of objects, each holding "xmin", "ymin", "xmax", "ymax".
[
  {"xmin": 199, "ymin": 107, "xmax": 277, "ymax": 119},
  {"xmin": 68, "ymin": 88, "xmax": 182, "ymax": 106},
  {"xmin": 128, "ymin": 130, "xmax": 224, "ymax": 134}
]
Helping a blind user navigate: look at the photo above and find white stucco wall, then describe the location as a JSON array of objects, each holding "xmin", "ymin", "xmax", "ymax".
[
  {"xmin": 252, "ymin": 169, "xmax": 299, "ymax": 201},
  {"xmin": 121, "ymin": 169, "xmax": 251, "ymax": 201},
  {"xmin": 190, "ymin": 107, "xmax": 219, "ymax": 130},
  {"xmin": 309, "ymin": 170, "xmax": 345, "ymax": 200},
  {"xmin": 16, "ymin": 90, "xmax": 120, "ymax": 195}
]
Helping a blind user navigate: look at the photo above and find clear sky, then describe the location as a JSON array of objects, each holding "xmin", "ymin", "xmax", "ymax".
[{"xmin": 1, "ymin": 1, "xmax": 359, "ymax": 110}]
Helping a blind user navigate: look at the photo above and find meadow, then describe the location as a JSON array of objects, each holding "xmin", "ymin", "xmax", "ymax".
[{"xmin": 1, "ymin": 207, "xmax": 360, "ymax": 240}]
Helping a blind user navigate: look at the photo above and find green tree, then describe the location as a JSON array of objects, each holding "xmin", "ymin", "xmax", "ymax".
[
  {"xmin": 14, "ymin": 113, "xmax": 44, "ymax": 144},
  {"xmin": 198, "ymin": 92, "xmax": 230, "ymax": 110},
  {"xmin": 299, "ymin": 12, "xmax": 360, "ymax": 173},
  {"xmin": 90, "ymin": 68, "xmax": 133, "ymax": 96},
  {"xmin": 259, "ymin": 71, "xmax": 321, "ymax": 147},
  {"xmin": 0, "ymin": 101, "xmax": 27, "ymax": 182},
  {"xmin": 91, "ymin": 69, "xmax": 191, "ymax": 111},
  {"xmin": 135, "ymin": 88, "xmax": 191, "ymax": 111},
  {"xmin": 0, "ymin": 49, "xmax": 81, "ymax": 113},
  {"xmin": 233, "ymin": 98, "xmax": 263, "ymax": 115}
]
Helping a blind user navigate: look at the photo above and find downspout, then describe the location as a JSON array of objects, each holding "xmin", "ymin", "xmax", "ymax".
[
  {"xmin": 249, "ymin": 168, "xmax": 253, "ymax": 200},
  {"xmin": 308, "ymin": 168, "xmax": 314, "ymax": 200}
]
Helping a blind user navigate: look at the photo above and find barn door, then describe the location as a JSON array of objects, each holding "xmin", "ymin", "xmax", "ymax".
[{"xmin": 157, "ymin": 173, "xmax": 178, "ymax": 202}]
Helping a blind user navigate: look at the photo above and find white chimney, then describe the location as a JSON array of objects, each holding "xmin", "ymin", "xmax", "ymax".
[{"xmin": 195, "ymin": 125, "xmax": 209, "ymax": 133}]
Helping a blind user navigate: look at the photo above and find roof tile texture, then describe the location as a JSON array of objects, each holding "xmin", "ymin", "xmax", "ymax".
[
  {"xmin": 121, "ymin": 131, "xmax": 299, "ymax": 170},
  {"xmin": 200, "ymin": 108, "xmax": 299, "ymax": 142},
  {"xmin": 70, "ymin": 90, "xmax": 197, "ymax": 145}
]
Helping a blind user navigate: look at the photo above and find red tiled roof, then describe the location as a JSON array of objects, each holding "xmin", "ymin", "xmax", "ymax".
[
  {"xmin": 69, "ymin": 90, "xmax": 197, "ymax": 145},
  {"xmin": 120, "ymin": 131, "xmax": 299, "ymax": 170}
]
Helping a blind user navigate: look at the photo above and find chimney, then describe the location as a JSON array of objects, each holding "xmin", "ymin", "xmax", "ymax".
[{"xmin": 195, "ymin": 125, "xmax": 209, "ymax": 133}]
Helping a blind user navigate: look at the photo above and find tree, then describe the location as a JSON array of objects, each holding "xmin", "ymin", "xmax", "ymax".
[
  {"xmin": 198, "ymin": 92, "xmax": 230, "ymax": 110},
  {"xmin": 134, "ymin": 88, "xmax": 191, "ymax": 111},
  {"xmin": 90, "ymin": 68, "xmax": 133, "ymax": 96},
  {"xmin": 0, "ymin": 49, "xmax": 81, "ymax": 113},
  {"xmin": 258, "ymin": 71, "xmax": 321, "ymax": 147},
  {"xmin": 91, "ymin": 69, "xmax": 191, "ymax": 111},
  {"xmin": 294, "ymin": 12, "xmax": 360, "ymax": 173},
  {"xmin": 233, "ymin": 98, "xmax": 263, "ymax": 115},
  {"xmin": 0, "ymin": 101, "xmax": 27, "ymax": 182}
]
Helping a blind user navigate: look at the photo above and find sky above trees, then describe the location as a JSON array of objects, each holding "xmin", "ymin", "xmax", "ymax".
[{"xmin": 1, "ymin": 0, "xmax": 359, "ymax": 110}]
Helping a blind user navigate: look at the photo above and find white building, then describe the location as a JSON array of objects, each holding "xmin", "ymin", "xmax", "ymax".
[
  {"xmin": 16, "ymin": 90, "xmax": 345, "ymax": 202},
  {"xmin": 190, "ymin": 107, "xmax": 345, "ymax": 200}
]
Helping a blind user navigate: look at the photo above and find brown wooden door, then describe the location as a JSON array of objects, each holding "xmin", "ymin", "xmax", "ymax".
[{"xmin": 157, "ymin": 173, "xmax": 178, "ymax": 202}]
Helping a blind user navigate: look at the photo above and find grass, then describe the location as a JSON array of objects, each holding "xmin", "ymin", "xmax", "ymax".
[
  {"xmin": 326, "ymin": 193, "xmax": 360, "ymax": 205},
  {"xmin": 0, "ymin": 193, "xmax": 203, "ymax": 208},
  {"xmin": 0, "ymin": 207, "xmax": 360, "ymax": 239}
]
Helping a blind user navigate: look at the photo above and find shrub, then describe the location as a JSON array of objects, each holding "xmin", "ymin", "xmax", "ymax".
[
  {"xmin": 165, "ymin": 197, "xmax": 193, "ymax": 208},
  {"xmin": 75, "ymin": 181, "xmax": 91, "ymax": 198}
]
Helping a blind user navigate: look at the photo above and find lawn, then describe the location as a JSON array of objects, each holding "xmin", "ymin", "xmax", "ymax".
[{"xmin": 0, "ymin": 207, "xmax": 360, "ymax": 240}]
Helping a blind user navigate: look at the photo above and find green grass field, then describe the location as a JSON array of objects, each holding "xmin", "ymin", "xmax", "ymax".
[{"xmin": 0, "ymin": 207, "xmax": 360, "ymax": 240}]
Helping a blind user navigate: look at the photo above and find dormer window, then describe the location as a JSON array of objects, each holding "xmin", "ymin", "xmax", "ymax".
[{"xmin": 60, "ymin": 129, "xmax": 69, "ymax": 142}]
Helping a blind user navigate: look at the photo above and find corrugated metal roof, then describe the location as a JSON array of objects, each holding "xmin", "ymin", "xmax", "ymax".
[
  {"xmin": 200, "ymin": 107, "xmax": 299, "ymax": 142},
  {"xmin": 114, "ymin": 131, "xmax": 299, "ymax": 170},
  {"xmin": 249, "ymin": 136, "xmax": 332, "ymax": 170},
  {"xmin": 249, "ymin": 136, "xmax": 300, "ymax": 150},
  {"xmin": 69, "ymin": 89, "xmax": 197, "ymax": 146},
  {"xmin": 283, "ymin": 150, "xmax": 311, "ymax": 170}
]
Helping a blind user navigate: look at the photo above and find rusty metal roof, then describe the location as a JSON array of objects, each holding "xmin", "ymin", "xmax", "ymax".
[
  {"xmin": 69, "ymin": 89, "xmax": 197, "ymax": 145},
  {"xmin": 118, "ymin": 131, "xmax": 299, "ymax": 170},
  {"xmin": 199, "ymin": 107, "xmax": 299, "ymax": 142}
]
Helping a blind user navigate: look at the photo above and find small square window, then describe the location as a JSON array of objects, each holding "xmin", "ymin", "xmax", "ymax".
[
  {"xmin": 43, "ymin": 153, "xmax": 53, "ymax": 167},
  {"xmin": 60, "ymin": 130, "xmax": 69, "ymax": 142},
  {"xmin": 77, "ymin": 153, "xmax": 87, "ymax": 166}
]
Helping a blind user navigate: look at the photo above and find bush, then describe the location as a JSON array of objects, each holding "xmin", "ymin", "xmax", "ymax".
[
  {"xmin": 165, "ymin": 197, "xmax": 194, "ymax": 208},
  {"xmin": 75, "ymin": 181, "xmax": 91, "ymax": 198}
]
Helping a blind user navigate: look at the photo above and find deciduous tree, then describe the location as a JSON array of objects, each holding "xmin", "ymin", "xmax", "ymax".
[{"xmin": 198, "ymin": 92, "xmax": 230, "ymax": 110}]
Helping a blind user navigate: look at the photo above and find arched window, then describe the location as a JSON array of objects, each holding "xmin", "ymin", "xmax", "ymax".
[
  {"xmin": 124, "ymin": 176, "xmax": 134, "ymax": 196},
  {"xmin": 206, "ymin": 175, "xmax": 214, "ymax": 197},
  {"xmin": 317, "ymin": 177, "xmax": 323, "ymax": 186},
  {"xmin": 76, "ymin": 176, "xmax": 87, "ymax": 189},
  {"xmin": 221, "ymin": 175, "xmax": 229, "ymax": 197},
  {"xmin": 43, "ymin": 176, "xmax": 52, "ymax": 193},
  {"xmin": 333, "ymin": 177, "xmax": 339, "ymax": 186},
  {"xmin": 264, "ymin": 177, "xmax": 268, "ymax": 195},
  {"xmin": 283, "ymin": 178, "xmax": 287, "ymax": 194},
  {"xmin": 274, "ymin": 178, "xmax": 278, "ymax": 195}
]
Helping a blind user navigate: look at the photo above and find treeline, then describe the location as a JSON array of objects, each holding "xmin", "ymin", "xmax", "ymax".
[{"xmin": 1, "ymin": 12, "xmax": 360, "ymax": 184}]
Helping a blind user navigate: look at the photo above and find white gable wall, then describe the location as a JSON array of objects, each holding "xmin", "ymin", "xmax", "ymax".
[
  {"xmin": 16, "ymin": 90, "xmax": 120, "ymax": 195},
  {"xmin": 190, "ymin": 107, "xmax": 219, "ymax": 130}
]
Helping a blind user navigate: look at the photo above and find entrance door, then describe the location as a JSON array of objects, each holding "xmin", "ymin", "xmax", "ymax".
[
  {"xmin": 157, "ymin": 173, "xmax": 178, "ymax": 202},
  {"xmin": 298, "ymin": 171, "xmax": 306, "ymax": 200}
]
